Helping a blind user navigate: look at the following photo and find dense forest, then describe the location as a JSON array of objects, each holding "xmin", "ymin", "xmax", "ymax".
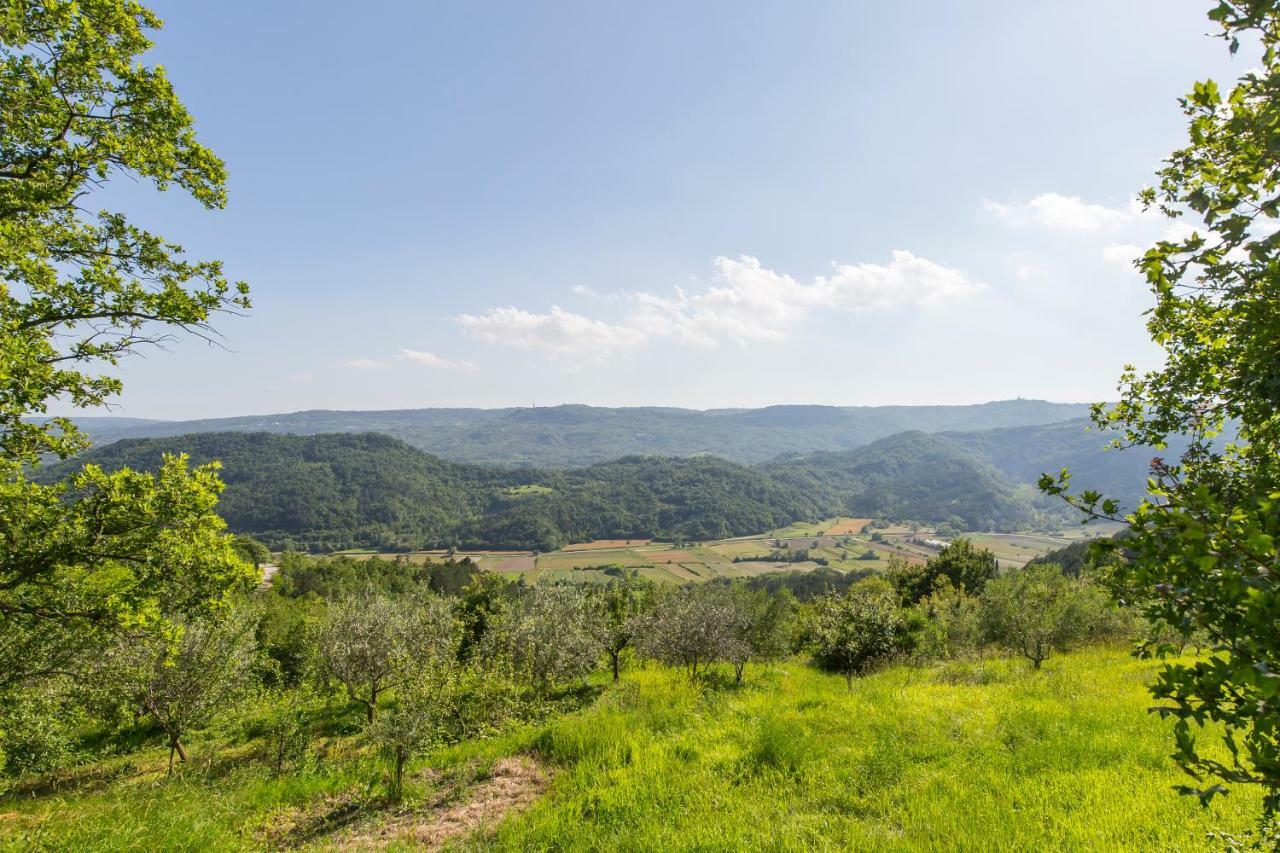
[{"xmin": 43, "ymin": 429, "xmax": 1099, "ymax": 551}]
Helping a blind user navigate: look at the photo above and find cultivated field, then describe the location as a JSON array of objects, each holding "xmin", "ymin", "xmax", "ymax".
[{"xmin": 327, "ymin": 517, "xmax": 1108, "ymax": 583}]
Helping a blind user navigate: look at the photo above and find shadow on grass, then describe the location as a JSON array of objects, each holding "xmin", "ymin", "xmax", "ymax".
[
  {"xmin": 263, "ymin": 793, "xmax": 379, "ymax": 848},
  {"xmin": 1, "ymin": 759, "xmax": 140, "ymax": 798}
]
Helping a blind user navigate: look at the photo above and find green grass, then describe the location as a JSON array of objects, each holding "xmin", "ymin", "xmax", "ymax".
[
  {"xmin": 495, "ymin": 650, "xmax": 1260, "ymax": 851},
  {"xmin": 2, "ymin": 648, "xmax": 1260, "ymax": 850}
]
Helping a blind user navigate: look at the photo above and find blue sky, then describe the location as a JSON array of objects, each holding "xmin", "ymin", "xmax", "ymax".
[{"xmin": 81, "ymin": 0, "xmax": 1245, "ymax": 418}]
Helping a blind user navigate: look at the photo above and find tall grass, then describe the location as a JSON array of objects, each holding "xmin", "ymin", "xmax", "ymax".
[
  {"xmin": 0, "ymin": 648, "xmax": 1260, "ymax": 850},
  {"xmin": 496, "ymin": 650, "xmax": 1260, "ymax": 851}
]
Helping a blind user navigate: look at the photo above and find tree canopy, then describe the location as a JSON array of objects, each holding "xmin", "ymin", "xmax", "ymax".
[
  {"xmin": 0, "ymin": 1, "xmax": 252, "ymax": 687},
  {"xmin": 1043, "ymin": 0, "xmax": 1280, "ymax": 819}
]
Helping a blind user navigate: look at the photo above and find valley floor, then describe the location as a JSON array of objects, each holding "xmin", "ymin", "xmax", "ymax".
[
  {"xmin": 0, "ymin": 647, "xmax": 1258, "ymax": 851},
  {"xmin": 329, "ymin": 517, "xmax": 1122, "ymax": 585}
]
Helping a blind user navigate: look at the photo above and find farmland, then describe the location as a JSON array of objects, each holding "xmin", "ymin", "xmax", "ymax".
[{"xmin": 330, "ymin": 517, "xmax": 1118, "ymax": 583}]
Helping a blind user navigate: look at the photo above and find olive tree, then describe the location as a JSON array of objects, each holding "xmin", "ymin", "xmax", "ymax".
[
  {"xmin": 316, "ymin": 590, "xmax": 455, "ymax": 722},
  {"xmin": 980, "ymin": 564, "xmax": 1104, "ymax": 670},
  {"xmin": 637, "ymin": 584, "xmax": 738, "ymax": 679},
  {"xmin": 481, "ymin": 584, "xmax": 604, "ymax": 692},
  {"xmin": 724, "ymin": 585, "xmax": 794, "ymax": 683},
  {"xmin": 808, "ymin": 583, "xmax": 903, "ymax": 688},
  {"xmin": 98, "ymin": 608, "xmax": 259, "ymax": 773},
  {"xmin": 368, "ymin": 662, "xmax": 517, "ymax": 800},
  {"xmin": 592, "ymin": 576, "xmax": 654, "ymax": 682}
]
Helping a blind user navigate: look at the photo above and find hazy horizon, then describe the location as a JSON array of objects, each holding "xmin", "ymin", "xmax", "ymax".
[{"xmin": 58, "ymin": 396, "xmax": 1098, "ymax": 424}]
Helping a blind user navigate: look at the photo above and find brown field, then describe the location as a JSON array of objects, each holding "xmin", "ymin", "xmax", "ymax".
[
  {"xmin": 494, "ymin": 555, "xmax": 537, "ymax": 573},
  {"xmin": 826, "ymin": 517, "xmax": 872, "ymax": 536},
  {"xmin": 562, "ymin": 538, "xmax": 652, "ymax": 551}
]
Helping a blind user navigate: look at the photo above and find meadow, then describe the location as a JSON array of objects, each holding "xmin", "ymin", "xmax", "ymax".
[{"xmin": 0, "ymin": 647, "xmax": 1258, "ymax": 851}]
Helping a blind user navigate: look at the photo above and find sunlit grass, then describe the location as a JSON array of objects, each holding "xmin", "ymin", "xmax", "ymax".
[{"xmin": 0, "ymin": 648, "xmax": 1260, "ymax": 851}]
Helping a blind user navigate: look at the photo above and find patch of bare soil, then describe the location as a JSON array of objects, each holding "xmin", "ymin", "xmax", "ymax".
[{"xmin": 284, "ymin": 756, "xmax": 549, "ymax": 851}]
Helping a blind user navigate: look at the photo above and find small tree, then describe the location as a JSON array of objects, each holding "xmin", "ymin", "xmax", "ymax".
[
  {"xmin": 980, "ymin": 564, "xmax": 1104, "ymax": 669},
  {"xmin": 724, "ymin": 586, "xmax": 794, "ymax": 683},
  {"xmin": 316, "ymin": 590, "xmax": 455, "ymax": 722},
  {"xmin": 809, "ymin": 583, "xmax": 903, "ymax": 688},
  {"xmin": 889, "ymin": 540, "xmax": 998, "ymax": 604},
  {"xmin": 482, "ymin": 584, "xmax": 604, "ymax": 692},
  {"xmin": 100, "ymin": 608, "xmax": 259, "ymax": 773},
  {"xmin": 593, "ymin": 576, "xmax": 654, "ymax": 682},
  {"xmin": 637, "ymin": 584, "xmax": 737, "ymax": 679},
  {"xmin": 917, "ymin": 581, "xmax": 983, "ymax": 660}
]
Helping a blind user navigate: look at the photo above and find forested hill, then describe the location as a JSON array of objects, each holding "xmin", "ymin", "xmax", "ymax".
[
  {"xmin": 38, "ymin": 427, "xmax": 1114, "ymax": 552},
  {"xmin": 761, "ymin": 431, "xmax": 1052, "ymax": 533},
  {"xmin": 58, "ymin": 399, "xmax": 1091, "ymax": 467},
  {"xmin": 42, "ymin": 433, "xmax": 830, "ymax": 551}
]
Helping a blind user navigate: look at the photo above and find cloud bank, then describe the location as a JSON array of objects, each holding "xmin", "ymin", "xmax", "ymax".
[{"xmin": 456, "ymin": 251, "xmax": 982, "ymax": 359}]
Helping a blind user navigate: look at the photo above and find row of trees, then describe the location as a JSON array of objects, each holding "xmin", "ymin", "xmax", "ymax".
[{"xmin": 0, "ymin": 533, "xmax": 1171, "ymax": 808}]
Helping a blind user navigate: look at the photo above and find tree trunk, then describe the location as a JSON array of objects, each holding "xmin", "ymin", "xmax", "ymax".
[
  {"xmin": 735, "ymin": 661, "xmax": 745, "ymax": 683},
  {"xmin": 845, "ymin": 670, "xmax": 854, "ymax": 691},
  {"xmin": 611, "ymin": 652, "xmax": 620, "ymax": 683},
  {"xmin": 167, "ymin": 735, "xmax": 188, "ymax": 774}
]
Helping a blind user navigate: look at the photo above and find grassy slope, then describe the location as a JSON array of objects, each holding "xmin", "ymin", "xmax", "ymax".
[{"xmin": 1, "ymin": 648, "xmax": 1259, "ymax": 851}]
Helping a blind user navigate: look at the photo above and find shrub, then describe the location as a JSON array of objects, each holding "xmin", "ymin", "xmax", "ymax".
[
  {"xmin": 316, "ymin": 589, "xmax": 457, "ymax": 722},
  {"xmin": 808, "ymin": 582, "xmax": 904, "ymax": 688},
  {"xmin": 482, "ymin": 584, "xmax": 604, "ymax": 692},
  {"xmin": 981, "ymin": 563, "xmax": 1107, "ymax": 669}
]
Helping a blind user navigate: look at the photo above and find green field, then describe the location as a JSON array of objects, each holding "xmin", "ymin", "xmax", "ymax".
[
  {"xmin": 1, "ymin": 648, "xmax": 1258, "ymax": 850},
  {"xmin": 323, "ymin": 519, "xmax": 1110, "ymax": 585}
]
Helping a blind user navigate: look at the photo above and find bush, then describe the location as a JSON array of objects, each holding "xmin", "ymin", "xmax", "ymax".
[
  {"xmin": 808, "ymin": 582, "xmax": 905, "ymax": 687},
  {"xmin": 981, "ymin": 563, "xmax": 1108, "ymax": 669},
  {"xmin": 0, "ymin": 690, "xmax": 80, "ymax": 777},
  {"xmin": 482, "ymin": 584, "xmax": 604, "ymax": 692},
  {"xmin": 916, "ymin": 582, "xmax": 983, "ymax": 660}
]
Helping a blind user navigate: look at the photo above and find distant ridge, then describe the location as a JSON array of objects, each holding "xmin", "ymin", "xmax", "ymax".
[{"xmin": 51, "ymin": 399, "xmax": 1093, "ymax": 468}]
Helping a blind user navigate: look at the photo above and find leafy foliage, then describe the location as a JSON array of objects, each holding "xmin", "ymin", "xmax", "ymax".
[
  {"xmin": 0, "ymin": 0, "xmax": 252, "ymax": 692},
  {"xmin": 980, "ymin": 564, "xmax": 1107, "ymax": 670},
  {"xmin": 807, "ymin": 582, "xmax": 905, "ymax": 687},
  {"xmin": 481, "ymin": 584, "xmax": 604, "ymax": 692},
  {"xmin": 315, "ymin": 590, "xmax": 456, "ymax": 722},
  {"xmin": 1040, "ymin": 0, "xmax": 1280, "ymax": 817},
  {"xmin": 89, "ymin": 607, "xmax": 260, "ymax": 771},
  {"xmin": 887, "ymin": 539, "xmax": 999, "ymax": 604}
]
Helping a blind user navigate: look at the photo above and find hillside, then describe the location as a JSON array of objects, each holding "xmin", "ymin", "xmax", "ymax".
[
  {"xmin": 761, "ymin": 431, "xmax": 1063, "ymax": 532},
  {"xmin": 44, "ymin": 433, "xmax": 830, "ymax": 551},
  {"xmin": 52, "ymin": 399, "xmax": 1092, "ymax": 467},
  {"xmin": 39, "ymin": 428, "xmax": 1087, "ymax": 551},
  {"xmin": 0, "ymin": 649, "xmax": 1257, "ymax": 849},
  {"xmin": 944, "ymin": 417, "xmax": 1192, "ymax": 510}
]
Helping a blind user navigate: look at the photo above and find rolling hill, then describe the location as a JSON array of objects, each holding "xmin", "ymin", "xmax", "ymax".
[
  {"xmin": 35, "ymin": 421, "xmax": 1141, "ymax": 551},
  {"xmin": 50, "ymin": 399, "xmax": 1093, "ymax": 467}
]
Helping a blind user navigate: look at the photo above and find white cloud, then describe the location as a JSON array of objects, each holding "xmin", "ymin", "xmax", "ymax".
[
  {"xmin": 396, "ymin": 349, "xmax": 477, "ymax": 371},
  {"xmin": 457, "ymin": 305, "xmax": 644, "ymax": 359},
  {"xmin": 341, "ymin": 358, "xmax": 387, "ymax": 369},
  {"xmin": 456, "ymin": 252, "xmax": 982, "ymax": 358},
  {"xmin": 984, "ymin": 193, "xmax": 1139, "ymax": 230},
  {"xmin": 1101, "ymin": 244, "xmax": 1144, "ymax": 269}
]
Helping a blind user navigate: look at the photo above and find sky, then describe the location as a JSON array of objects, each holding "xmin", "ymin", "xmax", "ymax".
[{"xmin": 67, "ymin": 0, "xmax": 1250, "ymax": 419}]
